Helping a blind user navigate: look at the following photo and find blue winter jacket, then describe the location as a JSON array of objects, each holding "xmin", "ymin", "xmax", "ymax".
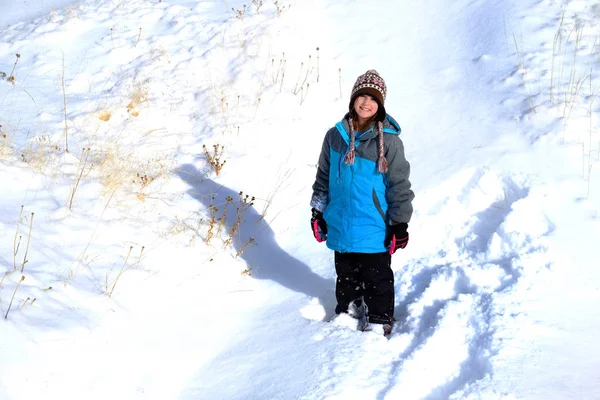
[{"xmin": 311, "ymin": 114, "xmax": 414, "ymax": 253}]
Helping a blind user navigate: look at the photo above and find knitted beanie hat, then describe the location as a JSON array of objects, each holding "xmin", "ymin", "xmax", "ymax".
[
  {"xmin": 349, "ymin": 69, "xmax": 387, "ymax": 108},
  {"xmin": 345, "ymin": 69, "xmax": 389, "ymax": 173}
]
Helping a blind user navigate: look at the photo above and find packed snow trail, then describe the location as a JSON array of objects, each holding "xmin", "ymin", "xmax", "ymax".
[
  {"xmin": 1, "ymin": 0, "xmax": 600, "ymax": 399},
  {"xmin": 175, "ymin": 0, "xmax": 568, "ymax": 398}
]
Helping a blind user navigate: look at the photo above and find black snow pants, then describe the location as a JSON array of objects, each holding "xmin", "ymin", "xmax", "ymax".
[{"xmin": 333, "ymin": 251, "xmax": 394, "ymax": 324}]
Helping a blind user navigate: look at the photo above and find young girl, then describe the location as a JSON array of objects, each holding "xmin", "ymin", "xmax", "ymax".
[{"xmin": 310, "ymin": 69, "xmax": 414, "ymax": 335}]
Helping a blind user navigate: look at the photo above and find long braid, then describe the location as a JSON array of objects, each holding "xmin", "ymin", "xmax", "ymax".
[
  {"xmin": 344, "ymin": 117, "xmax": 356, "ymax": 165},
  {"xmin": 377, "ymin": 121, "xmax": 388, "ymax": 173}
]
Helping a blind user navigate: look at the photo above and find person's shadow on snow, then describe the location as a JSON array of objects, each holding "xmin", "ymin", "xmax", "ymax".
[{"xmin": 176, "ymin": 164, "xmax": 334, "ymax": 312}]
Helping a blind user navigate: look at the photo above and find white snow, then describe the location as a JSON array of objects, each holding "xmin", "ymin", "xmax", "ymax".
[{"xmin": 1, "ymin": 0, "xmax": 600, "ymax": 398}]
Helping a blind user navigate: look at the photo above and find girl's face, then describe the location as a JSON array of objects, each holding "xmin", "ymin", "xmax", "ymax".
[{"xmin": 353, "ymin": 94, "xmax": 379, "ymax": 123}]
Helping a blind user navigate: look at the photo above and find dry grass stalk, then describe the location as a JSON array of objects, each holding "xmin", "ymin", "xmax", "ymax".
[
  {"xmin": 565, "ymin": 24, "xmax": 584, "ymax": 110},
  {"xmin": 279, "ymin": 58, "xmax": 287, "ymax": 92},
  {"xmin": 135, "ymin": 27, "xmax": 142, "ymax": 47},
  {"xmin": 259, "ymin": 167, "xmax": 293, "ymax": 221},
  {"xmin": 232, "ymin": 5, "xmax": 246, "ymax": 19},
  {"xmin": 223, "ymin": 192, "xmax": 255, "ymax": 248},
  {"xmin": 202, "ymin": 192, "xmax": 255, "ymax": 253},
  {"xmin": 221, "ymin": 96, "xmax": 229, "ymax": 120},
  {"xmin": 217, "ymin": 196, "xmax": 234, "ymax": 237},
  {"xmin": 13, "ymin": 205, "xmax": 23, "ymax": 270},
  {"xmin": 69, "ymin": 147, "xmax": 92, "ymax": 210},
  {"xmin": 206, "ymin": 202, "xmax": 219, "ymax": 244},
  {"xmin": 108, "ymin": 246, "xmax": 134, "ymax": 297},
  {"xmin": 126, "ymin": 86, "xmax": 147, "ymax": 117},
  {"xmin": 0, "ymin": 271, "xmax": 9, "ymax": 286},
  {"xmin": 21, "ymin": 212, "xmax": 34, "ymax": 273},
  {"xmin": 274, "ymin": 0, "xmax": 290, "ymax": 17},
  {"xmin": 203, "ymin": 144, "xmax": 226, "ymax": 175},
  {"xmin": 61, "ymin": 51, "xmax": 69, "ymax": 152},
  {"xmin": 133, "ymin": 171, "xmax": 156, "ymax": 201},
  {"xmin": 69, "ymin": 187, "xmax": 117, "ymax": 281},
  {"xmin": 235, "ymin": 237, "xmax": 255, "ymax": 258},
  {"xmin": 97, "ymin": 143, "xmax": 164, "ymax": 197},
  {"xmin": 316, "ymin": 47, "xmax": 320, "ymax": 83},
  {"xmin": 338, "ymin": 68, "xmax": 343, "ymax": 99},
  {"xmin": 3, "ymin": 53, "xmax": 20, "ymax": 85},
  {"xmin": 9, "ymin": 54, "xmax": 21, "ymax": 78},
  {"xmin": 252, "ymin": 0, "xmax": 263, "ymax": 13},
  {"xmin": 513, "ymin": 33, "xmax": 536, "ymax": 113},
  {"xmin": 107, "ymin": 246, "xmax": 144, "ymax": 297},
  {"xmin": 300, "ymin": 83, "xmax": 310, "ymax": 105},
  {"xmin": 253, "ymin": 97, "xmax": 261, "ymax": 120},
  {"xmin": 293, "ymin": 56, "xmax": 312, "ymax": 95},
  {"xmin": 5, "ymin": 276, "xmax": 25, "ymax": 319},
  {"xmin": 272, "ymin": 53, "xmax": 286, "ymax": 84},
  {"xmin": 19, "ymin": 135, "xmax": 61, "ymax": 173},
  {"xmin": 550, "ymin": 12, "xmax": 565, "ymax": 104},
  {"xmin": 19, "ymin": 297, "xmax": 34, "ymax": 311},
  {"xmin": 0, "ymin": 123, "xmax": 15, "ymax": 158},
  {"xmin": 272, "ymin": 53, "xmax": 286, "ymax": 90}
]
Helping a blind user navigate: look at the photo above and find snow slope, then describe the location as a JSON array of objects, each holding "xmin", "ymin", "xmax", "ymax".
[{"xmin": 1, "ymin": 0, "xmax": 600, "ymax": 399}]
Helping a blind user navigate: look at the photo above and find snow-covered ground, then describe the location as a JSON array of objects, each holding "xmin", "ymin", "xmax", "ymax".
[{"xmin": 1, "ymin": 0, "xmax": 600, "ymax": 398}]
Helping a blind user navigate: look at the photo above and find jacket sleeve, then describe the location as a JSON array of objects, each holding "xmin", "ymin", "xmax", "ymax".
[
  {"xmin": 385, "ymin": 136, "xmax": 414, "ymax": 224},
  {"xmin": 310, "ymin": 132, "xmax": 331, "ymax": 212}
]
